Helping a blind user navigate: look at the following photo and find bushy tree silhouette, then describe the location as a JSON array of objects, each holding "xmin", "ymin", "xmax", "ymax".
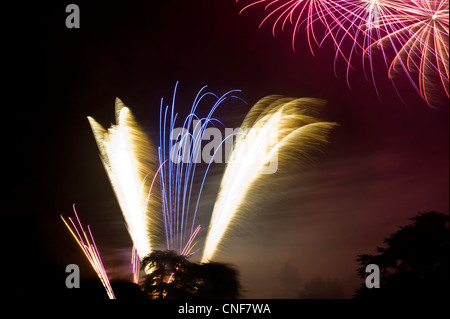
[
  {"xmin": 190, "ymin": 261, "xmax": 241, "ymax": 299},
  {"xmin": 354, "ymin": 212, "xmax": 449, "ymax": 299},
  {"xmin": 141, "ymin": 250, "xmax": 190, "ymax": 298},
  {"xmin": 141, "ymin": 250, "xmax": 241, "ymax": 299}
]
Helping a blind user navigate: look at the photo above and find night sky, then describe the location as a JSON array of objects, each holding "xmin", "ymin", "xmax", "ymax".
[{"xmin": 9, "ymin": 0, "xmax": 448, "ymax": 299}]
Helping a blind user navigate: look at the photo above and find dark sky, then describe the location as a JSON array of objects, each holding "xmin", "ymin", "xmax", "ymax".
[{"xmin": 9, "ymin": 0, "xmax": 448, "ymax": 299}]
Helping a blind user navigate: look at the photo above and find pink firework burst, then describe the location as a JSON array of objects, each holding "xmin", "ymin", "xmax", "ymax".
[
  {"xmin": 237, "ymin": 0, "xmax": 449, "ymax": 106},
  {"xmin": 238, "ymin": 0, "xmax": 342, "ymax": 54},
  {"xmin": 371, "ymin": 0, "xmax": 449, "ymax": 105},
  {"xmin": 323, "ymin": 1, "xmax": 405, "ymax": 94}
]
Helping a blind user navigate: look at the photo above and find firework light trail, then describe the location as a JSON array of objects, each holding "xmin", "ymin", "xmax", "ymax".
[
  {"xmin": 371, "ymin": 0, "xmax": 449, "ymax": 105},
  {"xmin": 158, "ymin": 82, "xmax": 246, "ymax": 256},
  {"xmin": 321, "ymin": 0, "xmax": 405, "ymax": 93},
  {"xmin": 237, "ymin": 0, "xmax": 449, "ymax": 106},
  {"xmin": 130, "ymin": 161, "xmax": 166, "ymax": 282},
  {"xmin": 61, "ymin": 205, "xmax": 115, "ymax": 299},
  {"xmin": 239, "ymin": 0, "xmax": 339, "ymax": 54},
  {"xmin": 87, "ymin": 98, "xmax": 160, "ymax": 260},
  {"xmin": 201, "ymin": 95, "xmax": 337, "ymax": 262},
  {"xmin": 67, "ymin": 86, "xmax": 337, "ymax": 291}
]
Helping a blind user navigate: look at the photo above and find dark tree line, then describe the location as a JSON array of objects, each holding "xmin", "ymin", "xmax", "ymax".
[
  {"xmin": 141, "ymin": 250, "xmax": 242, "ymax": 299},
  {"xmin": 354, "ymin": 211, "xmax": 449, "ymax": 299},
  {"xmin": 61, "ymin": 211, "xmax": 448, "ymax": 299}
]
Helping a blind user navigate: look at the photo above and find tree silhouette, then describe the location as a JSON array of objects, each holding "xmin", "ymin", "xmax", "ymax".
[
  {"xmin": 354, "ymin": 211, "xmax": 449, "ymax": 299},
  {"xmin": 190, "ymin": 261, "xmax": 241, "ymax": 299},
  {"xmin": 141, "ymin": 250, "xmax": 190, "ymax": 298},
  {"xmin": 141, "ymin": 250, "xmax": 241, "ymax": 299}
]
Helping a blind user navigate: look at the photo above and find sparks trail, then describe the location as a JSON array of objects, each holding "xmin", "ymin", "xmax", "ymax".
[
  {"xmin": 61, "ymin": 205, "xmax": 115, "ymax": 299},
  {"xmin": 371, "ymin": 0, "xmax": 449, "ymax": 105},
  {"xmin": 158, "ymin": 82, "xmax": 245, "ymax": 255},
  {"xmin": 88, "ymin": 99, "xmax": 160, "ymax": 260},
  {"xmin": 63, "ymin": 84, "xmax": 337, "ymax": 295},
  {"xmin": 131, "ymin": 160, "xmax": 166, "ymax": 282},
  {"xmin": 201, "ymin": 95, "xmax": 337, "ymax": 262}
]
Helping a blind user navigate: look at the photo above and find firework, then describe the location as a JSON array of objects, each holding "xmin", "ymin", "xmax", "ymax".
[
  {"xmin": 321, "ymin": 0, "xmax": 404, "ymax": 93},
  {"xmin": 201, "ymin": 95, "xmax": 337, "ymax": 262},
  {"xmin": 130, "ymin": 161, "xmax": 166, "ymax": 282},
  {"xmin": 61, "ymin": 205, "xmax": 115, "ymax": 299},
  {"xmin": 131, "ymin": 246, "xmax": 140, "ymax": 284},
  {"xmin": 64, "ymin": 86, "xmax": 338, "ymax": 296},
  {"xmin": 330, "ymin": 0, "xmax": 449, "ymax": 103},
  {"xmin": 87, "ymin": 98, "xmax": 160, "ymax": 259},
  {"xmin": 238, "ymin": 0, "xmax": 340, "ymax": 54},
  {"xmin": 158, "ymin": 82, "xmax": 245, "ymax": 255}
]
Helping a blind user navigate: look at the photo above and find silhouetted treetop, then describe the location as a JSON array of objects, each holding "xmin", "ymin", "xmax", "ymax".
[
  {"xmin": 354, "ymin": 211, "xmax": 449, "ymax": 299},
  {"xmin": 141, "ymin": 250, "xmax": 241, "ymax": 299}
]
